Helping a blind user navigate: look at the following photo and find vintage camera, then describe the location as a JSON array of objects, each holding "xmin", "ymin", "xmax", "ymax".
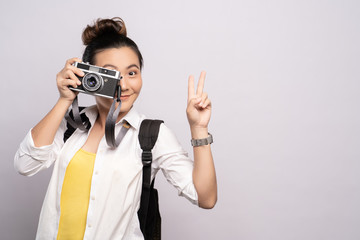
[{"xmin": 69, "ymin": 62, "xmax": 121, "ymax": 99}]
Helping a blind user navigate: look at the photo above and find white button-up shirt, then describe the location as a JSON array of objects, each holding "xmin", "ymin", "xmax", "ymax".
[{"xmin": 14, "ymin": 106, "xmax": 198, "ymax": 240}]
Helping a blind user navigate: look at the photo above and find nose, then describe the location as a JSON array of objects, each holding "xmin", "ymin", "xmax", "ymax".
[{"xmin": 119, "ymin": 75, "xmax": 128, "ymax": 91}]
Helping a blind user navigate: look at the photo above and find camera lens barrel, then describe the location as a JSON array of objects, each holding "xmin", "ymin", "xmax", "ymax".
[{"xmin": 82, "ymin": 73, "xmax": 103, "ymax": 92}]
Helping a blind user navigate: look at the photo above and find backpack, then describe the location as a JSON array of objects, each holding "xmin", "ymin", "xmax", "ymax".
[{"xmin": 64, "ymin": 109, "xmax": 163, "ymax": 240}]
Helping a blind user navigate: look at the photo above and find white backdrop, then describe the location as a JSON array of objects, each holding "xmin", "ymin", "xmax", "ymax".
[{"xmin": 1, "ymin": 0, "xmax": 360, "ymax": 239}]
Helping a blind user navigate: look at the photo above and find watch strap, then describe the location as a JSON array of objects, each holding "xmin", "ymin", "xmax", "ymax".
[{"xmin": 191, "ymin": 133, "xmax": 213, "ymax": 147}]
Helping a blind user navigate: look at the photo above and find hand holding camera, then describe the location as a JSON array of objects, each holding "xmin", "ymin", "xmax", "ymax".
[
  {"xmin": 69, "ymin": 61, "xmax": 121, "ymax": 99},
  {"xmin": 56, "ymin": 58, "xmax": 84, "ymax": 102},
  {"xmin": 57, "ymin": 59, "xmax": 123, "ymax": 147},
  {"xmin": 56, "ymin": 58, "xmax": 121, "ymax": 103}
]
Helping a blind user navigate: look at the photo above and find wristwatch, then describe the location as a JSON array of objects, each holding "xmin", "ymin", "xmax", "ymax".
[{"xmin": 191, "ymin": 133, "xmax": 213, "ymax": 147}]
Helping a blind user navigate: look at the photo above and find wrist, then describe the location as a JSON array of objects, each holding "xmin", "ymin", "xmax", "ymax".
[
  {"xmin": 190, "ymin": 126, "xmax": 208, "ymax": 139},
  {"xmin": 57, "ymin": 97, "xmax": 73, "ymax": 109}
]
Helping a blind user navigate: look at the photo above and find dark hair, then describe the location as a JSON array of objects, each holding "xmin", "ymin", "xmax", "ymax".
[{"xmin": 82, "ymin": 17, "xmax": 143, "ymax": 69}]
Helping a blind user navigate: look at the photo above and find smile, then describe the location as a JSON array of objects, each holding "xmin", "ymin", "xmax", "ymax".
[{"xmin": 120, "ymin": 95, "xmax": 131, "ymax": 101}]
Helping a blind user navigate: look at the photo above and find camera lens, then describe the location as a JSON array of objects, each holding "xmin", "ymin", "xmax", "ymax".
[
  {"xmin": 82, "ymin": 73, "xmax": 103, "ymax": 92},
  {"xmin": 87, "ymin": 77, "xmax": 97, "ymax": 87}
]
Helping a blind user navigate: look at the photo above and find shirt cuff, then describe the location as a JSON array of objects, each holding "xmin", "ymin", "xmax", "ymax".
[
  {"xmin": 19, "ymin": 129, "xmax": 56, "ymax": 161},
  {"xmin": 178, "ymin": 182, "xmax": 199, "ymax": 206}
]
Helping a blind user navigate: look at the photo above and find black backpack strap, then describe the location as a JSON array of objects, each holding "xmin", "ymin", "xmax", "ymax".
[
  {"xmin": 63, "ymin": 106, "xmax": 91, "ymax": 143},
  {"xmin": 138, "ymin": 119, "xmax": 163, "ymax": 239}
]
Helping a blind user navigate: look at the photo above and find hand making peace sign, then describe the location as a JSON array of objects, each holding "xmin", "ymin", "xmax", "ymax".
[{"xmin": 186, "ymin": 71, "xmax": 212, "ymax": 129}]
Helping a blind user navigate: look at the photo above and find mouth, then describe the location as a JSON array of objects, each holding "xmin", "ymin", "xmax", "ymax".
[{"xmin": 120, "ymin": 94, "xmax": 131, "ymax": 101}]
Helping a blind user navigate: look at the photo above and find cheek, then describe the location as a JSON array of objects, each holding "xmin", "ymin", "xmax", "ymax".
[{"xmin": 133, "ymin": 78, "xmax": 142, "ymax": 93}]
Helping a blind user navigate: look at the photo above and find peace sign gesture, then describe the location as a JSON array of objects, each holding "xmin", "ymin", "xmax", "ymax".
[{"xmin": 186, "ymin": 71, "xmax": 212, "ymax": 130}]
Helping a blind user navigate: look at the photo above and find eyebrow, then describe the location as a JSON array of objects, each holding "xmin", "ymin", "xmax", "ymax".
[
  {"xmin": 102, "ymin": 64, "xmax": 118, "ymax": 70},
  {"xmin": 102, "ymin": 64, "xmax": 140, "ymax": 70},
  {"xmin": 126, "ymin": 64, "xmax": 140, "ymax": 70}
]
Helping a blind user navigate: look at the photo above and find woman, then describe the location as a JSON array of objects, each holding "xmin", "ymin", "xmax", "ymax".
[{"xmin": 14, "ymin": 17, "xmax": 217, "ymax": 239}]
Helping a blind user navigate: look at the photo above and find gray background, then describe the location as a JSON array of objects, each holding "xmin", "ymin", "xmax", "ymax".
[{"xmin": 1, "ymin": 0, "xmax": 360, "ymax": 239}]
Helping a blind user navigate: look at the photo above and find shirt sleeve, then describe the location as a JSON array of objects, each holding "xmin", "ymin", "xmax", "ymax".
[
  {"xmin": 152, "ymin": 124, "xmax": 198, "ymax": 206},
  {"xmin": 14, "ymin": 118, "xmax": 67, "ymax": 176}
]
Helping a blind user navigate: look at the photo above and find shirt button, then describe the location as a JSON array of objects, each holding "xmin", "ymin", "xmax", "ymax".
[
  {"xmin": 91, "ymin": 196, "xmax": 95, "ymax": 201},
  {"xmin": 95, "ymin": 171, "xmax": 99, "ymax": 175},
  {"xmin": 88, "ymin": 224, "xmax": 92, "ymax": 228}
]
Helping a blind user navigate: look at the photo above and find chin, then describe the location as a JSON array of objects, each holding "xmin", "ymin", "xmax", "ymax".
[
  {"xmin": 119, "ymin": 102, "xmax": 133, "ymax": 113},
  {"xmin": 96, "ymin": 95, "xmax": 136, "ymax": 114}
]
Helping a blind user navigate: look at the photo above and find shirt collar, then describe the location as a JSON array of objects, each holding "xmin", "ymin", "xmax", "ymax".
[
  {"xmin": 119, "ymin": 107, "xmax": 142, "ymax": 130},
  {"xmin": 81, "ymin": 105, "xmax": 142, "ymax": 130}
]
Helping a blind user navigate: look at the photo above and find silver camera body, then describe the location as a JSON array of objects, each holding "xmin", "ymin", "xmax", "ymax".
[{"xmin": 70, "ymin": 62, "xmax": 121, "ymax": 99}]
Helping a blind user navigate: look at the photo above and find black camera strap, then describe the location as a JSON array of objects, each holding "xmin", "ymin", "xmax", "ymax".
[
  {"xmin": 66, "ymin": 85, "xmax": 129, "ymax": 148},
  {"xmin": 105, "ymin": 86, "xmax": 130, "ymax": 148}
]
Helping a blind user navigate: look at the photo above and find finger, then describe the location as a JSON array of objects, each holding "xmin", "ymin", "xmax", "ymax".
[
  {"xmin": 196, "ymin": 71, "xmax": 206, "ymax": 96},
  {"xmin": 60, "ymin": 78, "xmax": 78, "ymax": 89},
  {"xmin": 63, "ymin": 69, "xmax": 81, "ymax": 85},
  {"xmin": 200, "ymin": 98, "xmax": 211, "ymax": 109},
  {"xmin": 188, "ymin": 75, "xmax": 196, "ymax": 101},
  {"xmin": 198, "ymin": 92, "xmax": 208, "ymax": 107},
  {"xmin": 67, "ymin": 65, "xmax": 85, "ymax": 77},
  {"xmin": 65, "ymin": 57, "xmax": 82, "ymax": 67},
  {"xmin": 187, "ymin": 97, "xmax": 202, "ymax": 111}
]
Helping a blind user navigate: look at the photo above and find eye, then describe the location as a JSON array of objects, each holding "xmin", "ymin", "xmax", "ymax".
[{"xmin": 128, "ymin": 71, "xmax": 137, "ymax": 76}]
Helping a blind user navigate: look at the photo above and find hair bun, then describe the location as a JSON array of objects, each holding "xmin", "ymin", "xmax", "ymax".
[{"xmin": 82, "ymin": 17, "xmax": 127, "ymax": 46}]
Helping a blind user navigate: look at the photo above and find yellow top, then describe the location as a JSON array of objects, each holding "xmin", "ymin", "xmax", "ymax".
[{"xmin": 57, "ymin": 149, "xmax": 96, "ymax": 240}]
